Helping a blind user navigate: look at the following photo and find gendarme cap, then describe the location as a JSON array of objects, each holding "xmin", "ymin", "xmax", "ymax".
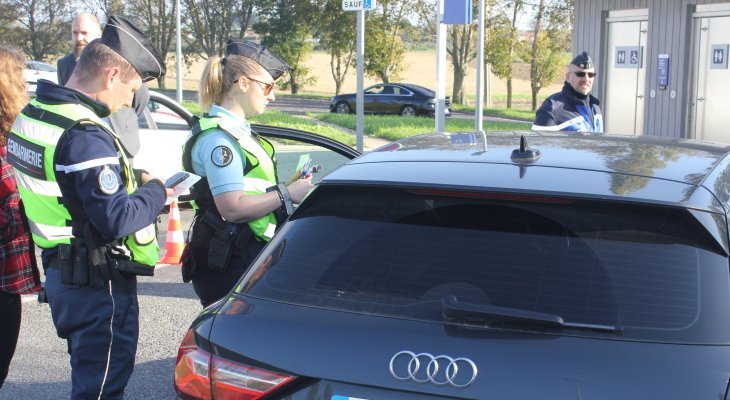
[
  {"xmin": 225, "ymin": 39, "xmax": 290, "ymax": 80},
  {"xmin": 100, "ymin": 15, "xmax": 166, "ymax": 82},
  {"xmin": 571, "ymin": 51, "xmax": 594, "ymax": 70}
]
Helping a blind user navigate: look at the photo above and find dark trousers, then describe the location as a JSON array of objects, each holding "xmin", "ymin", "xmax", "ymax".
[
  {"xmin": 44, "ymin": 267, "xmax": 138, "ymax": 400},
  {"xmin": 0, "ymin": 291, "xmax": 21, "ymax": 389},
  {"xmin": 191, "ymin": 239, "xmax": 266, "ymax": 307}
]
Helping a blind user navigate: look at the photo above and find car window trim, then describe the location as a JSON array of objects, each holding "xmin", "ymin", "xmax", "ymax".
[
  {"xmin": 145, "ymin": 91, "xmax": 361, "ymax": 159},
  {"xmin": 147, "ymin": 92, "xmax": 195, "ymax": 126},
  {"xmin": 251, "ymin": 124, "xmax": 361, "ymax": 159}
]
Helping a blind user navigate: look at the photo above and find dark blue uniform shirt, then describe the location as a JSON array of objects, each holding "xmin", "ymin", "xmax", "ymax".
[
  {"xmin": 35, "ymin": 80, "xmax": 166, "ymax": 243},
  {"xmin": 532, "ymin": 82, "xmax": 603, "ymax": 133}
]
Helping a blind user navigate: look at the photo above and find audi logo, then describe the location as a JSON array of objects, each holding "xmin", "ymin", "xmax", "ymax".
[{"xmin": 388, "ymin": 350, "xmax": 478, "ymax": 388}]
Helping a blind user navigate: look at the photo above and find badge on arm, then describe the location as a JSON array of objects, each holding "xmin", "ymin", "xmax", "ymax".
[
  {"xmin": 98, "ymin": 166, "xmax": 119, "ymax": 194},
  {"xmin": 211, "ymin": 145, "xmax": 233, "ymax": 167}
]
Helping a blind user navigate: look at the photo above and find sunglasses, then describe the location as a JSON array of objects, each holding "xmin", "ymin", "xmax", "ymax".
[
  {"xmin": 245, "ymin": 76, "xmax": 275, "ymax": 95},
  {"xmin": 573, "ymin": 71, "xmax": 596, "ymax": 78}
]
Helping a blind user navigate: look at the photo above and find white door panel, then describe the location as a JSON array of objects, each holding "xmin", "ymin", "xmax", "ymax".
[{"xmin": 604, "ymin": 17, "xmax": 648, "ymax": 135}]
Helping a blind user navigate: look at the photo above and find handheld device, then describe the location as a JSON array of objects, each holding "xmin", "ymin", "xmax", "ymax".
[{"xmin": 165, "ymin": 172, "xmax": 189, "ymax": 188}]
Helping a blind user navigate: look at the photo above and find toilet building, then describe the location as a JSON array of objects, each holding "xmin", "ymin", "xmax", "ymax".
[{"xmin": 575, "ymin": 0, "xmax": 730, "ymax": 142}]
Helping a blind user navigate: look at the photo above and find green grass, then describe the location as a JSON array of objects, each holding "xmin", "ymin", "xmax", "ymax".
[
  {"xmin": 451, "ymin": 104, "xmax": 536, "ymax": 121},
  {"xmin": 276, "ymin": 92, "xmax": 332, "ymax": 100},
  {"xmin": 182, "ymin": 101, "xmax": 201, "ymax": 115},
  {"xmin": 312, "ymin": 113, "xmax": 531, "ymax": 142},
  {"xmin": 249, "ymin": 111, "xmax": 355, "ymax": 146},
  {"xmin": 180, "ymin": 102, "xmax": 356, "ymax": 146},
  {"xmin": 181, "ymin": 101, "xmax": 531, "ymax": 144}
]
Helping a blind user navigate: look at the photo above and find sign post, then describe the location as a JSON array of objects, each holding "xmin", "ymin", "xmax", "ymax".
[
  {"xmin": 475, "ymin": 0, "xmax": 485, "ymax": 134},
  {"xmin": 175, "ymin": 0, "xmax": 182, "ymax": 103},
  {"xmin": 343, "ymin": 0, "xmax": 375, "ymax": 152},
  {"xmin": 435, "ymin": 0, "xmax": 446, "ymax": 132}
]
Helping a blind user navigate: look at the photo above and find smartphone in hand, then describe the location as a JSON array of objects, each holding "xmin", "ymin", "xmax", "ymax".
[{"xmin": 165, "ymin": 172, "xmax": 189, "ymax": 188}]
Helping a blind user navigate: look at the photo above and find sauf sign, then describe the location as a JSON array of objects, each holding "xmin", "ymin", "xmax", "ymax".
[{"xmin": 342, "ymin": 0, "xmax": 375, "ymax": 11}]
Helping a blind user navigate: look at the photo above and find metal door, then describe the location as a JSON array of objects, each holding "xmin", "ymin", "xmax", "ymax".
[
  {"xmin": 691, "ymin": 13, "xmax": 730, "ymax": 142},
  {"xmin": 604, "ymin": 11, "xmax": 648, "ymax": 135}
]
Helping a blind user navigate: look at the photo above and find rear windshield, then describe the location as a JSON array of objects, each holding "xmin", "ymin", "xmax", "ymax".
[{"xmin": 237, "ymin": 186, "xmax": 730, "ymax": 344}]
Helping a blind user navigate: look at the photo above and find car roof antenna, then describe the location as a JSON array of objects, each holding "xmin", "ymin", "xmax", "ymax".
[
  {"xmin": 480, "ymin": 129, "xmax": 487, "ymax": 152},
  {"xmin": 510, "ymin": 134, "xmax": 540, "ymax": 178},
  {"xmin": 511, "ymin": 135, "xmax": 540, "ymax": 161}
]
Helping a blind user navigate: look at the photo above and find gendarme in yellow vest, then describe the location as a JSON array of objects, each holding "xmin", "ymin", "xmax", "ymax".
[
  {"xmin": 191, "ymin": 115, "xmax": 278, "ymax": 241},
  {"xmin": 7, "ymin": 99, "xmax": 160, "ymax": 266}
]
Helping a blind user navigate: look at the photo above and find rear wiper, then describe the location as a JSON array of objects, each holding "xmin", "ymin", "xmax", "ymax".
[{"xmin": 442, "ymin": 295, "xmax": 622, "ymax": 333}]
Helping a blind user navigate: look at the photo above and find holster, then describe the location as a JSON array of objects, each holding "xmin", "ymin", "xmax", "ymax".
[
  {"xmin": 181, "ymin": 211, "xmax": 255, "ymax": 281},
  {"xmin": 57, "ymin": 240, "xmax": 108, "ymax": 288},
  {"xmin": 58, "ymin": 224, "xmax": 146, "ymax": 290},
  {"xmin": 58, "ymin": 243, "xmax": 88, "ymax": 286},
  {"xmin": 205, "ymin": 212, "xmax": 245, "ymax": 271}
]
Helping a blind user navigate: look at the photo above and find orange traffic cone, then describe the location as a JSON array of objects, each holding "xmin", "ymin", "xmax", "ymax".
[{"xmin": 159, "ymin": 200, "xmax": 185, "ymax": 264}]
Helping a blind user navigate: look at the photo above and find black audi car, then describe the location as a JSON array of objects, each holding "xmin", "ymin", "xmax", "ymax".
[
  {"xmin": 175, "ymin": 131, "xmax": 730, "ymax": 399},
  {"xmin": 329, "ymin": 83, "xmax": 451, "ymax": 117}
]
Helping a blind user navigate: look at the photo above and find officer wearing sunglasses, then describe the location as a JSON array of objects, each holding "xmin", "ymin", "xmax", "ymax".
[
  {"xmin": 532, "ymin": 51, "xmax": 603, "ymax": 133},
  {"xmin": 180, "ymin": 39, "xmax": 314, "ymax": 307}
]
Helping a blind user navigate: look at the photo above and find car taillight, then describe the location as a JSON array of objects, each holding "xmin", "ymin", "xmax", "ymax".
[
  {"xmin": 174, "ymin": 328, "xmax": 296, "ymax": 400},
  {"xmin": 211, "ymin": 356, "xmax": 295, "ymax": 400},
  {"xmin": 175, "ymin": 329, "xmax": 212, "ymax": 400}
]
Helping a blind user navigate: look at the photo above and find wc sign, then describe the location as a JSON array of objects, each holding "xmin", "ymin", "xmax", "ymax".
[
  {"xmin": 711, "ymin": 44, "xmax": 729, "ymax": 69},
  {"xmin": 343, "ymin": 0, "xmax": 376, "ymax": 10}
]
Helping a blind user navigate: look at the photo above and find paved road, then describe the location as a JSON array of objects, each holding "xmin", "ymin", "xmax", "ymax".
[
  {"xmin": 3, "ymin": 210, "xmax": 199, "ymax": 400},
  {"xmin": 156, "ymin": 89, "xmax": 331, "ymax": 116},
  {"xmin": 154, "ymin": 89, "xmax": 527, "ymax": 123}
]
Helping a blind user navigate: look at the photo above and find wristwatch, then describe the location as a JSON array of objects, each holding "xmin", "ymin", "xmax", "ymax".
[{"xmin": 267, "ymin": 184, "xmax": 294, "ymax": 215}]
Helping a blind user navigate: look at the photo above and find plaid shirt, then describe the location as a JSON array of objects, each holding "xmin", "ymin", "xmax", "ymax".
[{"xmin": 0, "ymin": 145, "xmax": 40, "ymax": 295}]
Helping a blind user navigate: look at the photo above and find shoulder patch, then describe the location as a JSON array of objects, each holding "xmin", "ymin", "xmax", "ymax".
[
  {"xmin": 98, "ymin": 166, "xmax": 119, "ymax": 194},
  {"xmin": 211, "ymin": 145, "xmax": 234, "ymax": 167}
]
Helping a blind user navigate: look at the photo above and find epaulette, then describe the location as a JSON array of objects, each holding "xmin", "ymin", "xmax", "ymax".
[
  {"xmin": 217, "ymin": 118, "xmax": 243, "ymax": 141},
  {"xmin": 79, "ymin": 120, "xmax": 101, "ymax": 131}
]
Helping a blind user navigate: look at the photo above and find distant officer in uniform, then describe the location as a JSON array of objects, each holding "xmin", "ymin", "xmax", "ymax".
[
  {"xmin": 58, "ymin": 13, "xmax": 151, "ymax": 165},
  {"xmin": 7, "ymin": 16, "xmax": 169, "ymax": 399},
  {"xmin": 181, "ymin": 39, "xmax": 313, "ymax": 307},
  {"xmin": 532, "ymin": 51, "xmax": 603, "ymax": 133}
]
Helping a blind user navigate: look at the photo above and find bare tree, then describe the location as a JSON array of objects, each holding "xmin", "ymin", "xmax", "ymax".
[
  {"xmin": 416, "ymin": 0, "xmax": 481, "ymax": 104},
  {"xmin": 486, "ymin": 0, "xmax": 523, "ymax": 108},
  {"xmin": 182, "ymin": 0, "xmax": 237, "ymax": 57},
  {"xmin": 182, "ymin": 0, "xmax": 255, "ymax": 58},
  {"xmin": 77, "ymin": 0, "xmax": 125, "ymax": 20},
  {"xmin": 363, "ymin": 0, "xmax": 417, "ymax": 83},
  {"xmin": 127, "ymin": 0, "xmax": 177, "ymax": 88},
  {"xmin": 448, "ymin": 25, "xmax": 477, "ymax": 104},
  {"xmin": 10, "ymin": 0, "xmax": 71, "ymax": 61},
  {"xmin": 529, "ymin": 0, "xmax": 546, "ymax": 110},
  {"xmin": 318, "ymin": 0, "xmax": 356, "ymax": 95},
  {"xmin": 255, "ymin": 0, "xmax": 320, "ymax": 94},
  {"xmin": 505, "ymin": 0, "xmax": 523, "ymax": 108},
  {"xmin": 0, "ymin": 0, "xmax": 23, "ymax": 46},
  {"xmin": 527, "ymin": 0, "xmax": 573, "ymax": 109},
  {"xmin": 234, "ymin": 0, "xmax": 255, "ymax": 38}
]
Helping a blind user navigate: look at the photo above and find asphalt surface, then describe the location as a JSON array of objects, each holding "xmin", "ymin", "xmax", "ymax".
[
  {"xmin": 3, "ymin": 209, "xmax": 198, "ymax": 400},
  {"xmin": 154, "ymin": 89, "xmax": 525, "ymax": 123},
  {"xmin": 157, "ymin": 89, "xmax": 333, "ymax": 116}
]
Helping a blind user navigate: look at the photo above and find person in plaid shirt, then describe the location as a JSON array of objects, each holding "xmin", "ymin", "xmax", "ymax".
[{"xmin": 0, "ymin": 44, "xmax": 41, "ymax": 389}]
